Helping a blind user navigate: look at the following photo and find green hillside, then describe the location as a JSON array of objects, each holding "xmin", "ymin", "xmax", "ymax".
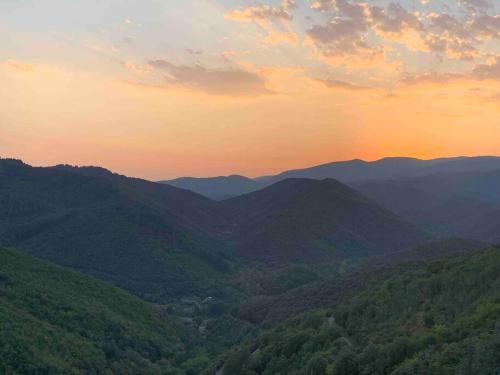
[
  {"xmin": 0, "ymin": 159, "xmax": 233, "ymax": 302},
  {"xmin": 210, "ymin": 247, "xmax": 500, "ymax": 374},
  {"xmin": 0, "ymin": 247, "xmax": 205, "ymax": 374}
]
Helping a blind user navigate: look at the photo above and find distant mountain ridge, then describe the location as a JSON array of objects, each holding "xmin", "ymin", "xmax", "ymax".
[
  {"xmin": 354, "ymin": 169, "xmax": 500, "ymax": 243},
  {"xmin": 160, "ymin": 156, "xmax": 500, "ymax": 199},
  {"xmin": 163, "ymin": 175, "xmax": 262, "ymax": 201}
]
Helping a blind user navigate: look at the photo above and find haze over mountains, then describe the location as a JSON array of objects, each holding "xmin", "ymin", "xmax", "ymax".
[
  {"xmin": 161, "ymin": 156, "xmax": 500, "ymax": 200},
  {"xmin": 355, "ymin": 170, "xmax": 500, "ymax": 243}
]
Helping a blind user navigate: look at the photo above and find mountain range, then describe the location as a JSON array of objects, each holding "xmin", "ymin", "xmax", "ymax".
[
  {"xmin": 0, "ymin": 159, "xmax": 428, "ymax": 302},
  {"xmin": 354, "ymin": 170, "xmax": 500, "ymax": 243},
  {"xmin": 1, "ymin": 156, "xmax": 500, "ymax": 374},
  {"xmin": 161, "ymin": 156, "xmax": 500, "ymax": 200}
]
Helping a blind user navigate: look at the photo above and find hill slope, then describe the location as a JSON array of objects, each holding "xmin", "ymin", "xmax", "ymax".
[
  {"xmin": 222, "ymin": 178, "xmax": 429, "ymax": 263},
  {"xmin": 210, "ymin": 247, "xmax": 500, "ymax": 375},
  {"xmin": 0, "ymin": 247, "xmax": 196, "ymax": 374},
  {"xmin": 0, "ymin": 159, "xmax": 231, "ymax": 302},
  {"xmin": 355, "ymin": 170, "xmax": 500, "ymax": 242}
]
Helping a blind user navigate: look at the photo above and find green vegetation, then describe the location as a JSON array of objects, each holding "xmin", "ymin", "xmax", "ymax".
[
  {"xmin": 0, "ymin": 247, "xmax": 213, "ymax": 374},
  {"xmin": 210, "ymin": 248, "xmax": 500, "ymax": 374},
  {"xmin": 2, "ymin": 159, "xmax": 500, "ymax": 374},
  {"xmin": 0, "ymin": 159, "xmax": 234, "ymax": 303}
]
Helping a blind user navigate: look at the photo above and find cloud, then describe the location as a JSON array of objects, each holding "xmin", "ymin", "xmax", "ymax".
[
  {"xmin": 225, "ymin": 1, "xmax": 298, "ymax": 44},
  {"xmin": 317, "ymin": 78, "xmax": 372, "ymax": 90},
  {"xmin": 489, "ymin": 92, "xmax": 500, "ymax": 101},
  {"xmin": 459, "ymin": 0, "xmax": 493, "ymax": 11},
  {"xmin": 123, "ymin": 62, "xmax": 153, "ymax": 76},
  {"xmin": 306, "ymin": 0, "xmax": 377, "ymax": 59},
  {"xmin": 422, "ymin": 12, "xmax": 478, "ymax": 60},
  {"xmin": 282, "ymin": 0, "xmax": 297, "ymax": 11},
  {"xmin": 399, "ymin": 71, "xmax": 465, "ymax": 85},
  {"xmin": 3, "ymin": 59, "xmax": 36, "ymax": 73},
  {"xmin": 470, "ymin": 15, "xmax": 500, "ymax": 39},
  {"xmin": 225, "ymin": 2, "xmax": 293, "ymax": 22},
  {"xmin": 122, "ymin": 37, "xmax": 134, "ymax": 45},
  {"xmin": 306, "ymin": 0, "xmax": 423, "ymax": 63},
  {"xmin": 472, "ymin": 56, "xmax": 500, "ymax": 79},
  {"xmin": 371, "ymin": 3, "xmax": 422, "ymax": 36},
  {"xmin": 186, "ymin": 49, "xmax": 204, "ymax": 56},
  {"xmin": 400, "ymin": 56, "xmax": 500, "ymax": 85},
  {"xmin": 147, "ymin": 60, "xmax": 272, "ymax": 97},
  {"xmin": 306, "ymin": 0, "xmax": 499, "ymax": 66}
]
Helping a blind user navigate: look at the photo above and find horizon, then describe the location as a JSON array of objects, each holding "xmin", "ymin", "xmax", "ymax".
[
  {"xmin": 3, "ymin": 153, "xmax": 500, "ymax": 181},
  {"xmin": 1, "ymin": 0, "xmax": 499, "ymax": 180}
]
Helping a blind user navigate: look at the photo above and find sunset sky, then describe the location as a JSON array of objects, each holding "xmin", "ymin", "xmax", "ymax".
[{"xmin": 1, "ymin": 0, "xmax": 499, "ymax": 180}]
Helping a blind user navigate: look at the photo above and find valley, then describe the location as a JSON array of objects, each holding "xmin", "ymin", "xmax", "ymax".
[{"xmin": 1, "ymin": 157, "xmax": 499, "ymax": 374}]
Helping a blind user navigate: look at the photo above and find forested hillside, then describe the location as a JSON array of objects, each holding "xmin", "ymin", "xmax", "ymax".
[
  {"xmin": 0, "ymin": 248, "xmax": 203, "ymax": 374},
  {"xmin": 222, "ymin": 178, "xmax": 429, "ymax": 262},
  {"xmin": 210, "ymin": 247, "xmax": 500, "ymax": 374},
  {"xmin": 0, "ymin": 159, "xmax": 233, "ymax": 302},
  {"xmin": 0, "ymin": 160, "xmax": 430, "ymax": 302}
]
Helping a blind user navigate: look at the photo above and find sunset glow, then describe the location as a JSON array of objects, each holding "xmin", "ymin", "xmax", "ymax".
[{"xmin": 1, "ymin": 0, "xmax": 499, "ymax": 179}]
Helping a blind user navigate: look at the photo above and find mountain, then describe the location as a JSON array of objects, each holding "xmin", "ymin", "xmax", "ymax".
[
  {"xmin": 221, "ymin": 178, "xmax": 430, "ymax": 263},
  {"xmin": 354, "ymin": 170, "xmax": 500, "ymax": 243},
  {"xmin": 0, "ymin": 247, "xmax": 197, "ymax": 374},
  {"xmin": 0, "ymin": 159, "xmax": 232, "ymax": 302},
  {"xmin": 159, "ymin": 156, "xmax": 500, "ymax": 199},
  {"xmin": 162, "ymin": 175, "xmax": 263, "ymax": 200},
  {"xmin": 0, "ymin": 160, "xmax": 431, "ymax": 279},
  {"xmin": 257, "ymin": 156, "xmax": 500, "ymax": 185},
  {"xmin": 209, "ymin": 246, "xmax": 500, "ymax": 375}
]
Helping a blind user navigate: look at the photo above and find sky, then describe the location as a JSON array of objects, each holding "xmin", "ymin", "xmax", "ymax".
[{"xmin": 1, "ymin": 0, "xmax": 499, "ymax": 180}]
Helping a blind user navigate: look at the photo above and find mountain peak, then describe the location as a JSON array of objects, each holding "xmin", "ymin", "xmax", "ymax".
[{"xmin": 222, "ymin": 177, "xmax": 429, "ymax": 263}]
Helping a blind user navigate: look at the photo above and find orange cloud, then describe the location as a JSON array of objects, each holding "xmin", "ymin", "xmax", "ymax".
[
  {"xmin": 3, "ymin": 59, "xmax": 36, "ymax": 73},
  {"xmin": 225, "ymin": 1, "xmax": 298, "ymax": 45},
  {"xmin": 146, "ymin": 60, "xmax": 273, "ymax": 97},
  {"xmin": 317, "ymin": 78, "xmax": 373, "ymax": 91}
]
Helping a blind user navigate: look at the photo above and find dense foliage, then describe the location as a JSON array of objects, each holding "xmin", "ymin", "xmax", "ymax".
[
  {"xmin": 0, "ymin": 159, "xmax": 234, "ymax": 302},
  {"xmin": 0, "ymin": 248, "xmax": 215, "ymax": 374},
  {"xmin": 211, "ymin": 248, "xmax": 500, "ymax": 374}
]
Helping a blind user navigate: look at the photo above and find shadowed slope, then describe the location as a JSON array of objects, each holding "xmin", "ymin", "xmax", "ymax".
[
  {"xmin": 0, "ymin": 159, "xmax": 231, "ymax": 302},
  {"xmin": 355, "ymin": 170, "xmax": 500, "ymax": 242},
  {"xmin": 222, "ymin": 178, "xmax": 429, "ymax": 263}
]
